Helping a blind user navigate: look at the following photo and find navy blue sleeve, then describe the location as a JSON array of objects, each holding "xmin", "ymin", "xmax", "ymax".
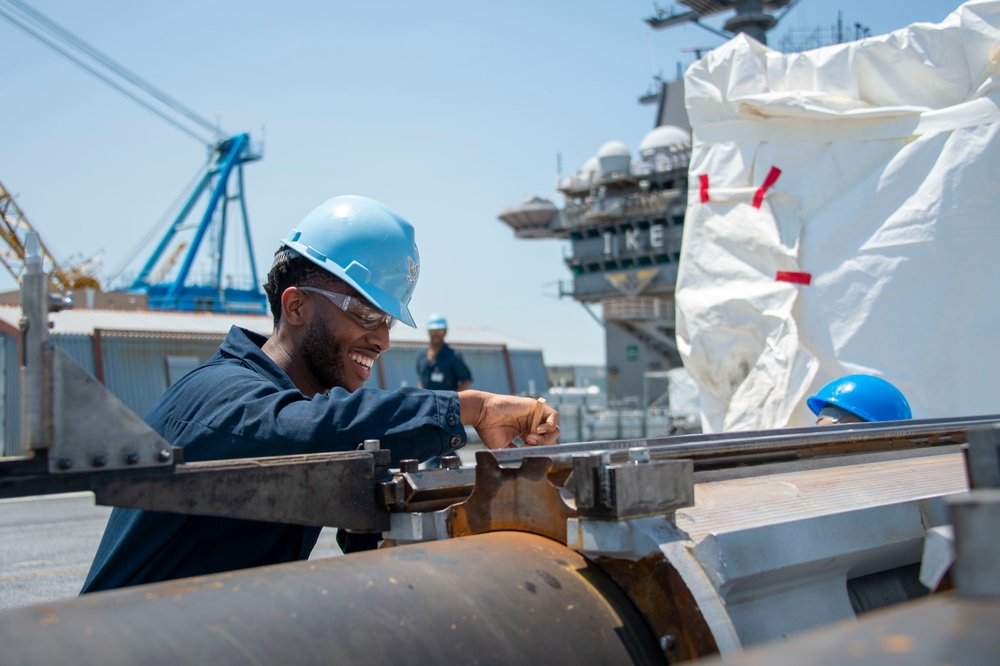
[{"xmin": 149, "ymin": 362, "xmax": 466, "ymax": 465}]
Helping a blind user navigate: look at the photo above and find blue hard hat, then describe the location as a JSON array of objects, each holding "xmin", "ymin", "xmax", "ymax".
[
  {"xmin": 807, "ymin": 374, "xmax": 912, "ymax": 422},
  {"xmin": 427, "ymin": 313, "xmax": 448, "ymax": 330},
  {"xmin": 281, "ymin": 195, "xmax": 420, "ymax": 327}
]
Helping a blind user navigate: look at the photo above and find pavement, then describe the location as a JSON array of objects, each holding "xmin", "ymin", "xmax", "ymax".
[{"xmin": 0, "ymin": 492, "xmax": 110, "ymax": 609}]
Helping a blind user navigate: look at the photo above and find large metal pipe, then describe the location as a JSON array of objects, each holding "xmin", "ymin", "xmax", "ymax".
[{"xmin": 0, "ymin": 532, "xmax": 665, "ymax": 665}]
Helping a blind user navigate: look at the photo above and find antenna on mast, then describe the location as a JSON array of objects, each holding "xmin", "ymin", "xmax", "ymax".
[{"xmin": 645, "ymin": 0, "xmax": 801, "ymax": 45}]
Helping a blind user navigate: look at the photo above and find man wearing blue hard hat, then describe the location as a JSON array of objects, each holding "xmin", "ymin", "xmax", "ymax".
[
  {"xmin": 807, "ymin": 374, "xmax": 912, "ymax": 425},
  {"xmin": 417, "ymin": 313, "xmax": 473, "ymax": 468},
  {"xmin": 417, "ymin": 313, "xmax": 473, "ymax": 393},
  {"xmin": 82, "ymin": 195, "xmax": 559, "ymax": 593}
]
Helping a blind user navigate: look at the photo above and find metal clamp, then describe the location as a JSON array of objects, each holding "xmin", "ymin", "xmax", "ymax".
[{"xmin": 571, "ymin": 447, "xmax": 694, "ymax": 519}]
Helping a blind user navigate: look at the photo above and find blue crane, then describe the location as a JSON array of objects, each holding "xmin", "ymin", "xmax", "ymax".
[
  {"xmin": 0, "ymin": 0, "xmax": 267, "ymax": 313},
  {"xmin": 129, "ymin": 133, "xmax": 265, "ymax": 313}
]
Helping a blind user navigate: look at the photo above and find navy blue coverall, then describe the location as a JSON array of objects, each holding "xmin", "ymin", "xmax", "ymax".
[
  {"xmin": 416, "ymin": 344, "xmax": 472, "ymax": 391},
  {"xmin": 81, "ymin": 326, "xmax": 465, "ymax": 593}
]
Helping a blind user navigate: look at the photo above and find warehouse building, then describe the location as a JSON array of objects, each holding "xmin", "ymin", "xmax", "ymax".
[{"xmin": 0, "ymin": 307, "xmax": 548, "ymax": 456}]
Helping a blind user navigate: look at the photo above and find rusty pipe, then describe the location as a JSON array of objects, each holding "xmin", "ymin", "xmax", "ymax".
[{"xmin": 0, "ymin": 532, "xmax": 666, "ymax": 665}]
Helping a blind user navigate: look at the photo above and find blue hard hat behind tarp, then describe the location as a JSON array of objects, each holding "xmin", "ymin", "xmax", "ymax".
[{"xmin": 807, "ymin": 374, "xmax": 912, "ymax": 422}]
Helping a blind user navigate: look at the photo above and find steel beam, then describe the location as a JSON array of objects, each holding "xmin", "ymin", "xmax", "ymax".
[
  {"xmin": 491, "ymin": 415, "xmax": 1000, "ymax": 470},
  {"xmin": 95, "ymin": 450, "xmax": 391, "ymax": 530}
]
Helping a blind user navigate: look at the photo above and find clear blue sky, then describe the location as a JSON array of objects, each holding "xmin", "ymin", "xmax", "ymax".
[{"xmin": 0, "ymin": 0, "xmax": 963, "ymax": 365}]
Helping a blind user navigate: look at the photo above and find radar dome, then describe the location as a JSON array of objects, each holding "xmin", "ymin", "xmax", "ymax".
[
  {"xmin": 639, "ymin": 125, "xmax": 690, "ymax": 154},
  {"xmin": 597, "ymin": 141, "xmax": 631, "ymax": 175},
  {"xmin": 581, "ymin": 156, "xmax": 600, "ymax": 176}
]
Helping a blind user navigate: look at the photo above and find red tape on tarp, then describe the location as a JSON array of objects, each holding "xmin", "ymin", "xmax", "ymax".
[
  {"xmin": 776, "ymin": 271, "xmax": 812, "ymax": 285},
  {"xmin": 752, "ymin": 166, "xmax": 782, "ymax": 208},
  {"xmin": 699, "ymin": 174, "xmax": 710, "ymax": 203}
]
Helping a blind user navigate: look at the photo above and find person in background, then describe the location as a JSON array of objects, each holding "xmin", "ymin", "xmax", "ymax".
[
  {"xmin": 81, "ymin": 195, "xmax": 559, "ymax": 593},
  {"xmin": 585, "ymin": 409, "xmax": 599, "ymax": 441},
  {"xmin": 417, "ymin": 313, "xmax": 473, "ymax": 467},
  {"xmin": 807, "ymin": 374, "xmax": 912, "ymax": 425},
  {"xmin": 417, "ymin": 314, "xmax": 473, "ymax": 393}
]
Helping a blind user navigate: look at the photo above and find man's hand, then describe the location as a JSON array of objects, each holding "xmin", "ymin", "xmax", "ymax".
[{"xmin": 459, "ymin": 390, "xmax": 560, "ymax": 450}]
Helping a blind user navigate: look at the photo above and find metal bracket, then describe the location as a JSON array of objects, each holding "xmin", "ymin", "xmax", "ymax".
[
  {"xmin": 571, "ymin": 447, "xmax": 694, "ymax": 520},
  {"xmin": 95, "ymin": 449, "xmax": 392, "ymax": 530},
  {"xmin": 378, "ymin": 460, "xmax": 476, "ymax": 512},
  {"xmin": 382, "ymin": 453, "xmax": 574, "ymax": 544},
  {"xmin": 965, "ymin": 425, "xmax": 1000, "ymax": 489},
  {"xmin": 386, "ymin": 508, "xmax": 451, "ymax": 542},
  {"xmin": 447, "ymin": 450, "xmax": 577, "ymax": 543},
  {"xmin": 47, "ymin": 345, "xmax": 175, "ymax": 473},
  {"xmin": 919, "ymin": 524, "xmax": 955, "ymax": 591},
  {"xmin": 948, "ymin": 489, "xmax": 1000, "ymax": 598},
  {"xmin": 17, "ymin": 232, "xmax": 174, "ymax": 475}
]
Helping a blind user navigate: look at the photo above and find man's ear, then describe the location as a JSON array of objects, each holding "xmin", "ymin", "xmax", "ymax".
[{"xmin": 280, "ymin": 287, "xmax": 309, "ymax": 327}]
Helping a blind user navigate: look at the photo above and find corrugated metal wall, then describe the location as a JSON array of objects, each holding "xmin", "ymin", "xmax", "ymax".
[
  {"xmin": 508, "ymin": 349, "xmax": 549, "ymax": 396},
  {"xmin": 96, "ymin": 331, "xmax": 226, "ymax": 417},
  {"xmin": 53, "ymin": 333, "xmax": 96, "ymax": 374},
  {"xmin": 377, "ymin": 343, "xmax": 547, "ymax": 396},
  {"xmin": 0, "ymin": 335, "xmax": 20, "ymax": 457},
  {"xmin": 377, "ymin": 343, "xmax": 422, "ymax": 389},
  {"xmin": 459, "ymin": 346, "xmax": 516, "ymax": 395}
]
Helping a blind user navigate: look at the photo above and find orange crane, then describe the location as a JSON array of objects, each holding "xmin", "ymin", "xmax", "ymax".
[
  {"xmin": 149, "ymin": 242, "xmax": 188, "ymax": 284},
  {"xmin": 0, "ymin": 177, "xmax": 101, "ymax": 293}
]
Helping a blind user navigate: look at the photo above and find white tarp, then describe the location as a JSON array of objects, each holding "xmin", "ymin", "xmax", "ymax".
[{"xmin": 676, "ymin": 0, "xmax": 1000, "ymax": 431}]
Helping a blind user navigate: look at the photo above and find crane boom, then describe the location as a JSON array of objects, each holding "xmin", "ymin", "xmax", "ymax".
[
  {"xmin": 0, "ymin": 1, "xmax": 266, "ymax": 313},
  {"xmin": 0, "ymin": 178, "xmax": 99, "ymax": 292}
]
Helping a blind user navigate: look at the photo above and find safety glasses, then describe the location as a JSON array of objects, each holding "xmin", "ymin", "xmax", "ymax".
[{"xmin": 298, "ymin": 286, "xmax": 395, "ymax": 331}]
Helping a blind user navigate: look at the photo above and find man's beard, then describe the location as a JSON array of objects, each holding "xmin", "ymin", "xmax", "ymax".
[{"xmin": 300, "ymin": 313, "xmax": 347, "ymax": 391}]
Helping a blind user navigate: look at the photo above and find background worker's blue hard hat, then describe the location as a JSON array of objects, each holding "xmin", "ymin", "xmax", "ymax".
[
  {"xmin": 281, "ymin": 195, "xmax": 420, "ymax": 327},
  {"xmin": 427, "ymin": 314, "xmax": 448, "ymax": 330},
  {"xmin": 807, "ymin": 374, "xmax": 912, "ymax": 422}
]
